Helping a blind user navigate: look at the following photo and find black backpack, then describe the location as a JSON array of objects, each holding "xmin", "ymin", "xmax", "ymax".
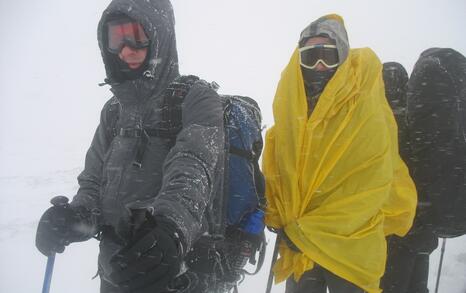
[
  {"xmin": 106, "ymin": 75, "xmax": 267, "ymax": 287},
  {"xmin": 406, "ymin": 48, "xmax": 466, "ymax": 238}
]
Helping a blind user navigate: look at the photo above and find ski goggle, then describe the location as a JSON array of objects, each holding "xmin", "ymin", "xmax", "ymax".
[
  {"xmin": 107, "ymin": 20, "xmax": 150, "ymax": 54},
  {"xmin": 299, "ymin": 44, "xmax": 339, "ymax": 69}
]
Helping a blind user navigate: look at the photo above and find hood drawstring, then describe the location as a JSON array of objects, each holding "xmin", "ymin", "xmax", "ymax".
[
  {"xmin": 143, "ymin": 70, "xmax": 155, "ymax": 79},
  {"xmin": 142, "ymin": 58, "xmax": 162, "ymax": 80},
  {"xmin": 98, "ymin": 79, "xmax": 110, "ymax": 87},
  {"xmin": 99, "ymin": 67, "xmax": 154, "ymax": 87},
  {"xmin": 99, "ymin": 78, "xmax": 122, "ymax": 87}
]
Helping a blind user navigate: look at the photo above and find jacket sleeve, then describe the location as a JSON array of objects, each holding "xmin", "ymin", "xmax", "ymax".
[
  {"xmin": 151, "ymin": 83, "xmax": 225, "ymax": 253},
  {"xmin": 69, "ymin": 98, "xmax": 116, "ymax": 238}
]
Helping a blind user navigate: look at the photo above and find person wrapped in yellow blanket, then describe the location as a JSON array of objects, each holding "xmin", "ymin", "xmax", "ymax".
[{"xmin": 262, "ymin": 14, "xmax": 417, "ymax": 293}]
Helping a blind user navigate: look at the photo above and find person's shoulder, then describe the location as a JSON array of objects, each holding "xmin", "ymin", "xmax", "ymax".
[
  {"xmin": 102, "ymin": 96, "xmax": 119, "ymax": 108},
  {"xmin": 183, "ymin": 76, "xmax": 220, "ymax": 104},
  {"xmin": 348, "ymin": 47, "xmax": 382, "ymax": 77},
  {"xmin": 99, "ymin": 96, "xmax": 120, "ymax": 123},
  {"xmin": 350, "ymin": 47, "xmax": 381, "ymax": 64},
  {"xmin": 191, "ymin": 77, "xmax": 219, "ymax": 95},
  {"xmin": 178, "ymin": 75, "xmax": 223, "ymax": 124},
  {"xmin": 99, "ymin": 96, "xmax": 118, "ymax": 113}
]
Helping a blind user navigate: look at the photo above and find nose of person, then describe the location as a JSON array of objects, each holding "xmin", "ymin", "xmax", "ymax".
[{"xmin": 120, "ymin": 45, "xmax": 138, "ymax": 57}]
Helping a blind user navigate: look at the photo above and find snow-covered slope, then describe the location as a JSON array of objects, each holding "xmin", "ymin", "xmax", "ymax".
[{"xmin": 0, "ymin": 172, "xmax": 465, "ymax": 292}]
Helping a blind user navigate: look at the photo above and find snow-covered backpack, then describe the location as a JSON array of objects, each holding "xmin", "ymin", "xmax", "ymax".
[
  {"xmin": 107, "ymin": 75, "xmax": 267, "ymax": 286},
  {"xmin": 406, "ymin": 48, "xmax": 466, "ymax": 238}
]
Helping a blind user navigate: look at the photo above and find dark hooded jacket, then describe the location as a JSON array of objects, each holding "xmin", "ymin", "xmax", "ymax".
[
  {"xmin": 383, "ymin": 62, "xmax": 408, "ymax": 119},
  {"xmin": 298, "ymin": 15, "xmax": 350, "ymax": 113},
  {"xmin": 70, "ymin": 0, "xmax": 225, "ymax": 281},
  {"xmin": 382, "ymin": 62, "xmax": 409, "ymax": 160}
]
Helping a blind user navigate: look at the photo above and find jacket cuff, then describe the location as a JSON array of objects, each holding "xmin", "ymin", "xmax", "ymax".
[
  {"xmin": 150, "ymin": 200, "xmax": 200, "ymax": 255},
  {"xmin": 153, "ymin": 215, "xmax": 188, "ymax": 258}
]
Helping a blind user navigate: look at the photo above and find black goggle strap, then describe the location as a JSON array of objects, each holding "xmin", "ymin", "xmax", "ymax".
[{"xmin": 299, "ymin": 44, "xmax": 339, "ymax": 69}]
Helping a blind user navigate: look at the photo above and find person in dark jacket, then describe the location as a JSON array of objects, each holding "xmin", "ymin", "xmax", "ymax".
[
  {"xmin": 382, "ymin": 48, "xmax": 466, "ymax": 293},
  {"xmin": 35, "ymin": 0, "xmax": 225, "ymax": 292},
  {"xmin": 382, "ymin": 62, "xmax": 409, "ymax": 142},
  {"xmin": 381, "ymin": 61, "xmax": 438, "ymax": 293}
]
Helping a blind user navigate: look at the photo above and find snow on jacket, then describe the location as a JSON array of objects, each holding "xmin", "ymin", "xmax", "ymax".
[
  {"xmin": 406, "ymin": 47, "xmax": 466, "ymax": 237},
  {"xmin": 70, "ymin": 0, "xmax": 225, "ymax": 280},
  {"xmin": 262, "ymin": 14, "xmax": 416, "ymax": 293}
]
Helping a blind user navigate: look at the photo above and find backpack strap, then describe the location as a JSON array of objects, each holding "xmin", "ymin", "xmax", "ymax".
[
  {"xmin": 105, "ymin": 97, "xmax": 121, "ymax": 140},
  {"xmin": 252, "ymin": 140, "xmax": 266, "ymax": 209},
  {"xmin": 103, "ymin": 75, "xmax": 207, "ymax": 167},
  {"xmin": 157, "ymin": 75, "xmax": 202, "ymax": 138},
  {"xmin": 242, "ymin": 230, "xmax": 266, "ymax": 276},
  {"xmin": 133, "ymin": 75, "xmax": 203, "ymax": 167},
  {"xmin": 229, "ymin": 146, "xmax": 256, "ymax": 160},
  {"xmin": 104, "ymin": 75, "xmax": 203, "ymax": 141}
]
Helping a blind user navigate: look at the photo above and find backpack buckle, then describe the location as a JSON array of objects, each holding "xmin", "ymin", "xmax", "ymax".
[{"xmin": 119, "ymin": 128, "xmax": 143, "ymax": 138}]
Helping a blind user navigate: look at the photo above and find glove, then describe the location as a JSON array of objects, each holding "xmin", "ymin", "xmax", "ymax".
[
  {"xmin": 35, "ymin": 196, "xmax": 92, "ymax": 256},
  {"xmin": 108, "ymin": 215, "xmax": 183, "ymax": 293}
]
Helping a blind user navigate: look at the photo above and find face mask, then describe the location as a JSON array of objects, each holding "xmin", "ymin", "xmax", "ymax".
[{"xmin": 301, "ymin": 67, "xmax": 337, "ymax": 97}]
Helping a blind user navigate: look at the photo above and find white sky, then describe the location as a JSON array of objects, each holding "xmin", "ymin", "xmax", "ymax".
[
  {"xmin": 0, "ymin": 0, "xmax": 465, "ymax": 292},
  {"xmin": 1, "ymin": 0, "xmax": 465, "ymax": 150}
]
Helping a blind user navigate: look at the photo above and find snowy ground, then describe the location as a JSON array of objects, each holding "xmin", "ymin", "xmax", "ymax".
[{"xmin": 0, "ymin": 169, "xmax": 465, "ymax": 293}]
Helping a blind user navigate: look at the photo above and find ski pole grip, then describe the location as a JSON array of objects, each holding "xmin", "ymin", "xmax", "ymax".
[
  {"xmin": 50, "ymin": 196, "xmax": 70, "ymax": 207},
  {"xmin": 130, "ymin": 208, "xmax": 150, "ymax": 232}
]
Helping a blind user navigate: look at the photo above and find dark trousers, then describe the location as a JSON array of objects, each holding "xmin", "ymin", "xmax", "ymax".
[
  {"xmin": 100, "ymin": 270, "xmax": 227, "ymax": 293},
  {"xmin": 381, "ymin": 240, "xmax": 431, "ymax": 293},
  {"xmin": 285, "ymin": 265, "xmax": 365, "ymax": 293},
  {"xmin": 100, "ymin": 279, "xmax": 123, "ymax": 293}
]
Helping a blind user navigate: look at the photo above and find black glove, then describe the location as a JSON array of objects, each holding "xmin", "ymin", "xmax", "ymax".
[
  {"xmin": 35, "ymin": 196, "xmax": 92, "ymax": 256},
  {"xmin": 108, "ymin": 215, "xmax": 183, "ymax": 293}
]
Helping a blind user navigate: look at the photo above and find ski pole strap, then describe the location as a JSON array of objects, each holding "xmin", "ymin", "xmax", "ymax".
[{"xmin": 42, "ymin": 253, "xmax": 56, "ymax": 293}]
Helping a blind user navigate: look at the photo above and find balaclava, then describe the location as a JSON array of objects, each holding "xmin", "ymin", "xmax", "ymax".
[
  {"xmin": 300, "ymin": 36, "xmax": 338, "ymax": 98},
  {"xmin": 299, "ymin": 15, "xmax": 349, "ymax": 98}
]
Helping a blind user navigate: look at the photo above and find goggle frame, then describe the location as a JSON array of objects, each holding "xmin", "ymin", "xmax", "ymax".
[{"xmin": 299, "ymin": 44, "xmax": 339, "ymax": 70}]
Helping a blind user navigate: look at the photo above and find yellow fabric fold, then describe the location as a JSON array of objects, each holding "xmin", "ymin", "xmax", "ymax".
[{"xmin": 262, "ymin": 47, "xmax": 417, "ymax": 293}]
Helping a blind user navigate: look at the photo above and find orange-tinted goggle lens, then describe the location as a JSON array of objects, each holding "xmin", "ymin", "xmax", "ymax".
[{"xmin": 107, "ymin": 21, "xmax": 149, "ymax": 53}]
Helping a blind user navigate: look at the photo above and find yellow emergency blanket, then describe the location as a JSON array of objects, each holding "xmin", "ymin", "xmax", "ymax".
[{"xmin": 262, "ymin": 47, "xmax": 417, "ymax": 293}]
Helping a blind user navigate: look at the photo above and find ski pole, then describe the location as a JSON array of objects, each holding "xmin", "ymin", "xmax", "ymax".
[
  {"xmin": 42, "ymin": 253, "xmax": 56, "ymax": 293},
  {"xmin": 265, "ymin": 234, "xmax": 280, "ymax": 293},
  {"xmin": 434, "ymin": 238, "xmax": 447, "ymax": 293}
]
